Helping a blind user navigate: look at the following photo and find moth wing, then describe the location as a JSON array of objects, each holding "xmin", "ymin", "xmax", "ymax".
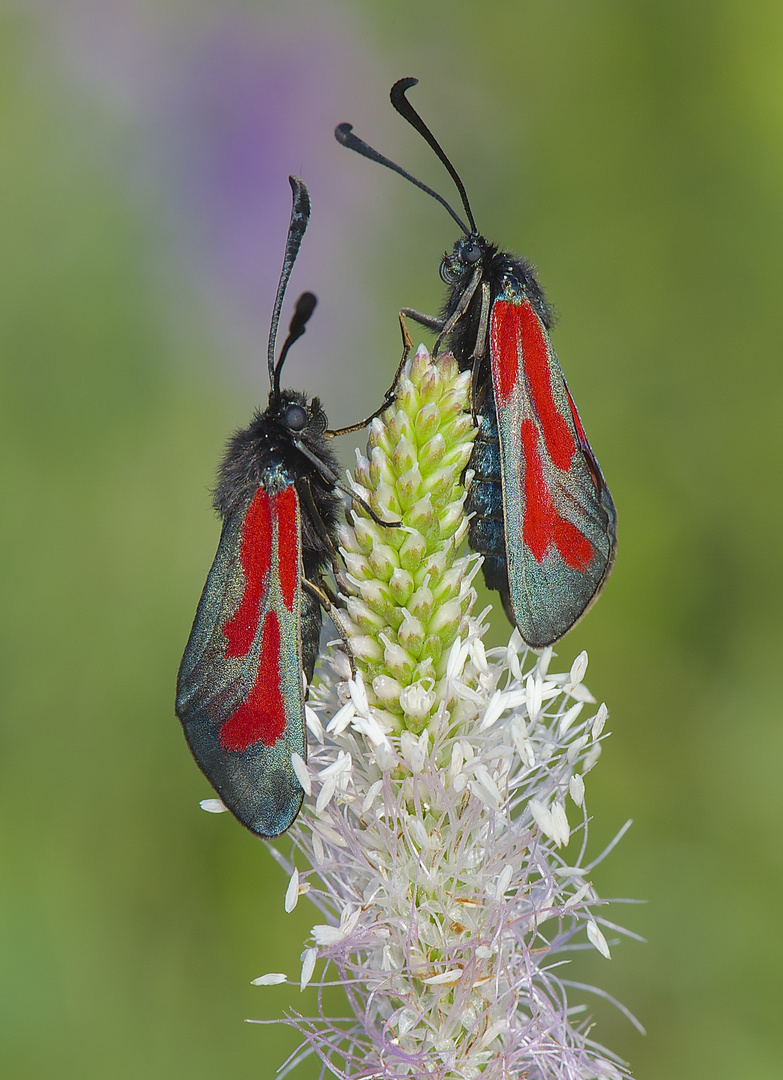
[
  {"xmin": 175, "ymin": 485, "xmax": 306, "ymax": 836},
  {"xmin": 490, "ymin": 294, "xmax": 617, "ymax": 648}
]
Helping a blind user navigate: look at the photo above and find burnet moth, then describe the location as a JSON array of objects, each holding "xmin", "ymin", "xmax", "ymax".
[
  {"xmin": 336, "ymin": 78, "xmax": 617, "ymax": 649},
  {"xmin": 176, "ymin": 176, "xmax": 392, "ymax": 838}
]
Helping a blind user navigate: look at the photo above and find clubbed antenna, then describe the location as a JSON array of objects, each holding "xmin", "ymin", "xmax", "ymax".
[
  {"xmin": 267, "ymin": 176, "xmax": 311, "ymax": 393},
  {"xmin": 335, "ymin": 90, "xmax": 472, "ymax": 235},
  {"xmin": 389, "ymin": 77, "xmax": 477, "ymax": 234},
  {"xmin": 273, "ymin": 292, "xmax": 317, "ymax": 399}
]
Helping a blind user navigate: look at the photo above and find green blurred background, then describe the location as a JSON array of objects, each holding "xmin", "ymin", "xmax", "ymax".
[{"xmin": 2, "ymin": 1, "xmax": 782, "ymax": 1076}]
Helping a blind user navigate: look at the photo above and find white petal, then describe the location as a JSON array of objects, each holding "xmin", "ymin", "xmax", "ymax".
[
  {"xmin": 477, "ymin": 1019, "xmax": 506, "ymax": 1050},
  {"xmin": 470, "ymin": 765, "xmax": 502, "ymax": 810},
  {"xmin": 396, "ymin": 1008, "xmax": 418, "ymax": 1037},
  {"xmin": 340, "ymin": 906, "xmax": 361, "ymax": 935},
  {"xmin": 285, "ymin": 869, "xmax": 300, "ymax": 913},
  {"xmin": 199, "ymin": 799, "xmax": 228, "ymax": 814},
  {"xmin": 327, "ymin": 700, "xmax": 355, "ymax": 735},
  {"xmin": 567, "ymin": 735, "xmax": 588, "ymax": 764},
  {"xmin": 291, "ymin": 753, "xmax": 311, "ymax": 796},
  {"xmin": 349, "ymin": 670, "xmax": 369, "ymax": 715},
  {"xmin": 551, "ymin": 801, "xmax": 571, "ymax": 847},
  {"xmin": 449, "ymin": 679, "xmax": 486, "ymax": 705},
  {"xmin": 316, "ymin": 776, "xmax": 337, "ymax": 815},
  {"xmin": 496, "ymin": 864, "xmax": 513, "ymax": 896},
  {"xmin": 312, "ymin": 834, "xmax": 326, "ymax": 865},
  {"xmin": 584, "ymin": 743, "xmax": 603, "ymax": 771},
  {"xmin": 251, "ymin": 972, "xmax": 287, "ymax": 986},
  {"xmin": 408, "ymin": 815, "xmax": 429, "ymax": 848},
  {"xmin": 569, "ymin": 682, "xmax": 596, "ymax": 704},
  {"xmin": 313, "ymin": 924, "xmax": 347, "ymax": 946},
  {"xmin": 529, "ymin": 798, "xmax": 555, "ymax": 838},
  {"xmin": 569, "ymin": 773, "xmax": 585, "ymax": 808},
  {"xmin": 311, "ymin": 820, "xmax": 347, "ymax": 848},
  {"xmin": 591, "ymin": 703, "xmax": 608, "ymax": 740},
  {"xmin": 480, "ymin": 690, "xmax": 505, "ymax": 731},
  {"xmin": 563, "ymin": 882, "xmax": 591, "ymax": 910},
  {"xmin": 507, "ymin": 646, "xmax": 524, "ymax": 684},
  {"xmin": 569, "ymin": 650, "xmax": 589, "ymax": 688},
  {"xmin": 503, "ymin": 689, "xmax": 528, "ymax": 710},
  {"xmin": 558, "ymin": 702, "xmax": 584, "ymax": 736},
  {"xmin": 469, "ymin": 637, "xmax": 489, "ymax": 674},
  {"xmin": 526, "ymin": 673, "xmax": 543, "ymax": 719},
  {"xmin": 449, "ymin": 742, "xmax": 464, "ymax": 779},
  {"xmin": 536, "ymin": 646, "xmax": 553, "ymax": 677},
  {"xmin": 300, "ymin": 948, "xmax": 317, "ymax": 990},
  {"xmin": 331, "ymin": 651, "xmax": 352, "ymax": 681},
  {"xmin": 445, "ymin": 636, "xmax": 466, "ymax": 681},
  {"xmin": 352, "ymin": 711, "xmax": 391, "ymax": 748},
  {"xmin": 423, "ymin": 968, "xmax": 463, "ymax": 985},
  {"xmin": 305, "ymin": 706, "xmax": 324, "ymax": 743},
  {"xmin": 587, "ymin": 920, "xmax": 611, "ymax": 959},
  {"xmin": 319, "ymin": 750, "xmax": 352, "ymax": 779},
  {"xmin": 362, "ymin": 779, "xmax": 383, "ymax": 814},
  {"xmin": 375, "ymin": 743, "xmax": 397, "ymax": 772}
]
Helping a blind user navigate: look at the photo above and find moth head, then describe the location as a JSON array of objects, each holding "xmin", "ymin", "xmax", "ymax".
[
  {"xmin": 272, "ymin": 390, "xmax": 327, "ymax": 440},
  {"xmin": 440, "ymin": 234, "xmax": 485, "ymax": 285}
]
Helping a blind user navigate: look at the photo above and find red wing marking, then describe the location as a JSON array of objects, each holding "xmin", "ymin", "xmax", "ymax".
[
  {"xmin": 223, "ymin": 489, "xmax": 273, "ymax": 658},
  {"xmin": 493, "ymin": 299, "xmax": 576, "ymax": 471},
  {"xmin": 565, "ymin": 386, "xmax": 603, "ymax": 493},
  {"xmin": 490, "ymin": 302, "xmax": 520, "ymax": 405},
  {"xmin": 275, "ymin": 486, "xmax": 299, "ymax": 612},
  {"xmin": 521, "ymin": 419, "xmax": 593, "ymax": 571},
  {"xmin": 219, "ymin": 611, "xmax": 286, "ymax": 751}
]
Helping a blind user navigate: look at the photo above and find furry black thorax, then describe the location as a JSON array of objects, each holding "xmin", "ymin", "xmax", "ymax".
[
  {"xmin": 212, "ymin": 389, "xmax": 341, "ymax": 565},
  {"xmin": 440, "ymin": 233, "xmax": 555, "ymax": 375}
]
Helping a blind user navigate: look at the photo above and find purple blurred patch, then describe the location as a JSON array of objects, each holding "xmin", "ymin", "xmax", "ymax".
[
  {"xmin": 27, "ymin": 0, "xmax": 395, "ymax": 416},
  {"xmin": 152, "ymin": 6, "xmax": 386, "ymax": 404}
]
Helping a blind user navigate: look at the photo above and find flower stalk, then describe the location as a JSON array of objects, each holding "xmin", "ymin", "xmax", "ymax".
[{"xmin": 254, "ymin": 347, "xmax": 635, "ymax": 1080}]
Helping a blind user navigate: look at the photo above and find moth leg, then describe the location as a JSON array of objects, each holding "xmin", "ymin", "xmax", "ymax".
[
  {"xmin": 397, "ymin": 308, "xmax": 414, "ymax": 363},
  {"xmin": 469, "ymin": 281, "xmax": 492, "ymax": 423},
  {"xmin": 327, "ymin": 313, "xmax": 413, "ymax": 438},
  {"xmin": 302, "ymin": 577, "xmax": 356, "ymax": 675},
  {"xmin": 434, "ymin": 265, "xmax": 483, "ymax": 355},
  {"xmin": 400, "ymin": 307, "xmax": 445, "ymax": 334},
  {"xmin": 293, "ymin": 438, "xmax": 401, "ymax": 529},
  {"xmin": 297, "ymin": 474, "xmax": 344, "ymax": 583}
]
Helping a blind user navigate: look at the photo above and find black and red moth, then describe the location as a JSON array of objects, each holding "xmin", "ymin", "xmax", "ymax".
[
  {"xmin": 175, "ymin": 177, "xmax": 342, "ymax": 838},
  {"xmin": 336, "ymin": 78, "xmax": 617, "ymax": 649}
]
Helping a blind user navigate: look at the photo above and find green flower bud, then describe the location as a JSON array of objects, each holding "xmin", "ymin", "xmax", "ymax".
[
  {"xmin": 382, "ymin": 637, "xmax": 417, "ymax": 684},
  {"xmin": 398, "ymin": 529, "xmax": 427, "ymax": 572},
  {"xmin": 413, "ymin": 402, "xmax": 442, "ymax": 443},
  {"xmin": 335, "ymin": 348, "xmax": 478, "ymax": 730},
  {"xmin": 388, "ymin": 568, "xmax": 415, "ymax": 606},
  {"xmin": 367, "ymin": 542, "xmax": 400, "ymax": 580},
  {"xmin": 398, "ymin": 611, "xmax": 426, "ymax": 657}
]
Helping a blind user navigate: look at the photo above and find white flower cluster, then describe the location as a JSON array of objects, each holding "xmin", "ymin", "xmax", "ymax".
[{"xmin": 252, "ymin": 349, "xmax": 636, "ymax": 1079}]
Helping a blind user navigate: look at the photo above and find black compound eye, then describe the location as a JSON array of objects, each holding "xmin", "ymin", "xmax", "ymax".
[
  {"xmin": 283, "ymin": 403, "xmax": 308, "ymax": 432},
  {"xmin": 463, "ymin": 241, "xmax": 482, "ymax": 264}
]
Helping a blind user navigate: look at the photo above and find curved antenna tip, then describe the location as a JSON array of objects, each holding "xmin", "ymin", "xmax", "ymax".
[
  {"xmin": 391, "ymin": 76, "xmax": 419, "ymax": 97},
  {"xmin": 389, "ymin": 78, "xmax": 477, "ymax": 235},
  {"xmin": 334, "ymin": 110, "xmax": 470, "ymax": 235},
  {"xmin": 294, "ymin": 290, "xmax": 317, "ymax": 322}
]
